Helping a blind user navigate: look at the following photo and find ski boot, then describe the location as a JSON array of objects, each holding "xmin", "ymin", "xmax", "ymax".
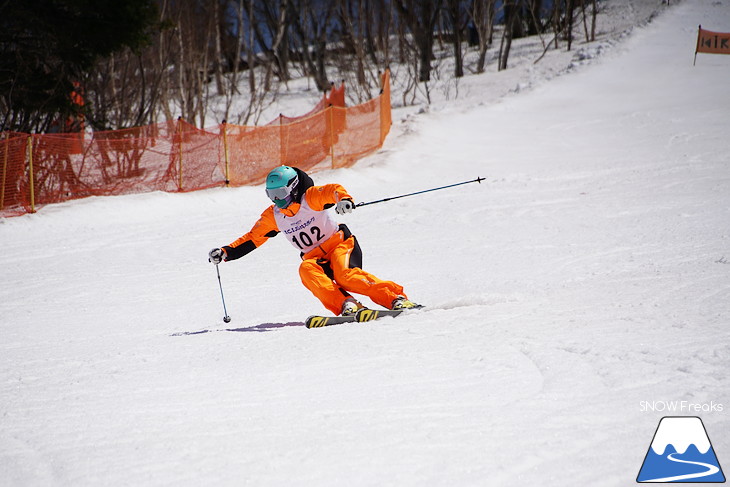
[
  {"xmin": 341, "ymin": 297, "xmax": 365, "ymax": 316},
  {"xmin": 391, "ymin": 296, "xmax": 421, "ymax": 310}
]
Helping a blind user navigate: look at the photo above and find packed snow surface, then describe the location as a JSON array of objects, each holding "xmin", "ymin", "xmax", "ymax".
[{"xmin": 1, "ymin": 1, "xmax": 729, "ymax": 485}]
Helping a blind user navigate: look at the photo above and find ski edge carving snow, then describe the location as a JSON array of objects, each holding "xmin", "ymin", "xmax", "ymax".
[
  {"xmin": 306, "ymin": 306, "xmax": 424, "ymax": 328},
  {"xmin": 356, "ymin": 308, "xmax": 404, "ymax": 321},
  {"xmin": 305, "ymin": 314, "xmax": 357, "ymax": 328}
]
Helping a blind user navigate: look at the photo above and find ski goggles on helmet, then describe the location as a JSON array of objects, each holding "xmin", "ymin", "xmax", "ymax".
[
  {"xmin": 265, "ymin": 185, "xmax": 293, "ymax": 202},
  {"xmin": 266, "ymin": 174, "xmax": 298, "ymax": 208}
]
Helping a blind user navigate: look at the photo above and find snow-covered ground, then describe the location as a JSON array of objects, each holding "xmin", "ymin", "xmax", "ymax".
[{"xmin": 2, "ymin": 1, "xmax": 729, "ymax": 485}]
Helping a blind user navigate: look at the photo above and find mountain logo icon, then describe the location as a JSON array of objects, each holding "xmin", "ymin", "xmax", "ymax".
[{"xmin": 637, "ymin": 416, "xmax": 725, "ymax": 483}]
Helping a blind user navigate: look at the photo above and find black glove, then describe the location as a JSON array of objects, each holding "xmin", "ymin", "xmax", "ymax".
[{"xmin": 208, "ymin": 248, "xmax": 226, "ymax": 264}]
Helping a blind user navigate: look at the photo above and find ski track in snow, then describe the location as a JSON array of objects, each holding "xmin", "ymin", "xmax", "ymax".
[{"xmin": 2, "ymin": 1, "xmax": 730, "ymax": 486}]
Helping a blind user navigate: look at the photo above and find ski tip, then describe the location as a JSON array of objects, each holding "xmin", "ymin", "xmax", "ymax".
[
  {"xmin": 305, "ymin": 314, "xmax": 358, "ymax": 328},
  {"xmin": 305, "ymin": 315, "xmax": 324, "ymax": 328}
]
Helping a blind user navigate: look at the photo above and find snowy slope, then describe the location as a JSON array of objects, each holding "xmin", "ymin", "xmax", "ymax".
[{"xmin": 1, "ymin": 1, "xmax": 729, "ymax": 486}]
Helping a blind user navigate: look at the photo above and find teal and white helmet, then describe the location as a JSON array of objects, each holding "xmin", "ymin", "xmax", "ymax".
[{"xmin": 265, "ymin": 166, "xmax": 299, "ymax": 208}]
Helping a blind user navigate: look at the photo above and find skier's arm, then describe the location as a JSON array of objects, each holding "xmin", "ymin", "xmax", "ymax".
[
  {"xmin": 305, "ymin": 184, "xmax": 353, "ymax": 211},
  {"xmin": 221, "ymin": 206, "xmax": 279, "ymax": 261}
]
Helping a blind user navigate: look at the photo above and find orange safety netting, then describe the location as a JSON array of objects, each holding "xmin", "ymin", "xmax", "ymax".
[
  {"xmin": 265, "ymin": 80, "xmax": 346, "ymax": 126},
  {"xmin": 1, "ymin": 71, "xmax": 391, "ymax": 217}
]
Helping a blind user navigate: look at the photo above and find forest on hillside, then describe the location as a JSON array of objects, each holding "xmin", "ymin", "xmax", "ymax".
[{"xmin": 1, "ymin": 0, "xmax": 598, "ymax": 133}]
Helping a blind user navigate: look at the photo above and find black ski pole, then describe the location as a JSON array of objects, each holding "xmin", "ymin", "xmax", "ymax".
[
  {"xmin": 215, "ymin": 264, "xmax": 231, "ymax": 323},
  {"xmin": 355, "ymin": 177, "xmax": 485, "ymax": 207}
]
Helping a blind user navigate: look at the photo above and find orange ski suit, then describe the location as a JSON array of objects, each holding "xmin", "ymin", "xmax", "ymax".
[{"xmin": 221, "ymin": 184, "xmax": 407, "ymax": 315}]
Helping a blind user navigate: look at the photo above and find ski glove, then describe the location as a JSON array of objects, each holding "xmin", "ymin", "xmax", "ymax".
[
  {"xmin": 335, "ymin": 199, "xmax": 354, "ymax": 215},
  {"xmin": 208, "ymin": 248, "xmax": 226, "ymax": 264}
]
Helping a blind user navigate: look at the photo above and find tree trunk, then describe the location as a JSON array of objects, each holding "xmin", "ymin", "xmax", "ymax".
[
  {"xmin": 213, "ymin": 0, "xmax": 225, "ymax": 96},
  {"xmin": 394, "ymin": 0, "xmax": 441, "ymax": 83},
  {"xmin": 289, "ymin": 0, "xmax": 331, "ymax": 92},
  {"xmin": 591, "ymin": 0, "xmax": 598, "ymax": 42},
  {"xmin": 566, "ymin": 0, "xmax": 575, "ymax": 51},
  {"xmin": 499, "ymin": 0, "xmax": 516, "ymax": 71},
  {"xmin": 445, "ymin": 0, "xmax": 464, "ymax": 78}
]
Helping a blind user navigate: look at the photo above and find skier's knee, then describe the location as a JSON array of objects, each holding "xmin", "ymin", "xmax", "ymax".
[
  {"xmin": 333, "ymin": 266, "xmax": 358, "ymax": 284},
  {"xmin": 299, "ymin": 260, "xmax": 318, "ymax": 278}
]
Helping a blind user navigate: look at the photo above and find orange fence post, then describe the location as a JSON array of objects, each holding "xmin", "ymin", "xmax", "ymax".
[
  {"xmin": 177, "ymin": 117, "xmax": 184, "ymax": 191},
  {"xmin": 27, "ymin": 136, "xmax": 35, "ymax": 213},
  {"xmin": 279, "ymin": 115, "xmax": 289, "ymax": 164},
  {"xmin": 379, "ymin": 70, "xmax": 392, "ymax": 145},
  {"xmin": 328, "ymin": 106, "xmax": 336, "ymax": 169},
  {"xmin": 278, "ymin": 115, "xmax": 284, "ymax": 164},
  {"xmin": 1, "ymin": 134, "xmax": 8, "ymax": 210},
  {"xmin": 221, "ymin": 120, "xmax": 230, "ymax": 186}
]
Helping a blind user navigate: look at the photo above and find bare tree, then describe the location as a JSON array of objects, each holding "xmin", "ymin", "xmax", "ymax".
[
  {"xmin": 591, "ymin": 0, "xmax": 598, "ymax": 42},
  {"xmin": 526, "ymin": 0, "xmax": 545, "ymax": 36},
  {"xmin": 213, "ymin": 0, "xmax": 226, "ymax": 96},
  {"xmin": 153, "ymin": 0, "xmax": 175, "ymax": 124},
  {"xmin": 337, "ymin": 0, "xmax": 369, "ymax": 88},
  {"xmin": 288, "ymin": 0, "xmax": 335, "ymax": 92},
  {"xmin": 498, "ymin": 0, "xmax": 516, "ymax": 71},
  {"xmin": 566, "ymin": 0, "xmax": 576, "ymax": 51},
  {"xmin": 393, "ymin": 0, "xmax": 442, "ymax": 83},
  {"xmin": 442, "ymin": 0, "xmax": 466, "ymax": 78},
  {"xmin": 246, "ymin": 0, "xmax": 257, "ymax": 95},
  {"xmin": 86, "ymin": 48, "xmax": 166, "ymax": 129},
  {"xmin": 84, "ymin": 0, "xmax": 175, "ymax": 130},
  {"xmin": 165, "ymin": 1, "xmax": 219, "ymax": 126},
  {"xmin": 371, "ymin": 0, "xmax": 394, "ymax": 70},
  {"xmin": 251, "ymin": 0, "xmax": 291, "ymax": 88},
  {"xmin": 582, "ymin": 0, "xmax": 599, "ymax": 43},
  {"xmin": 468, "ymin": 0, "xmax": 496, "ymax": 74},
  {"xmin": 23, "ymin": 0, "xmax": 607, "ymax": 132},
  {"xmin": 217, "ymin": 0, "xmax": 245, "ymax": 123}
]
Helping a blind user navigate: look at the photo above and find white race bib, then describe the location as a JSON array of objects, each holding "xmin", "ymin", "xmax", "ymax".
[{"xmin": 273, "ymin": 199, "xmax": 339, "ymax": 253}]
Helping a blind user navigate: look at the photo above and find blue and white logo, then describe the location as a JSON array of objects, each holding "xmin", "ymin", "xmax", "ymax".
[{"xmin": 637, "ymin": 416, "xmax": 725, "ymax": 483}]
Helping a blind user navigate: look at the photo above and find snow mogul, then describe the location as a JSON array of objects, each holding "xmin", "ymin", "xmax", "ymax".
[{"xmin": 208, "ymin": 166, "xmax": 418, "ymax": 316}]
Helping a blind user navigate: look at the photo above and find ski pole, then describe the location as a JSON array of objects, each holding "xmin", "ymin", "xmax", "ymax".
[
  {"xmin": 215, "ymin": 264, "xmax": 231, "ymax": 323},
  {"xmin": 355, "ymin": 177, "xmax": 485, "ymax": 207}
]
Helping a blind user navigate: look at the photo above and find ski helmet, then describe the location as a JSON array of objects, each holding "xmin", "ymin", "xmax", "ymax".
[{"xmin": 265, "ymin": 166, "xmax": 299, "ymax": 208}]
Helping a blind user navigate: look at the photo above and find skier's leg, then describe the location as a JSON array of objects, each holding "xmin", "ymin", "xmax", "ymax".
[
  {"xmin": 299, "ymin": 258, "xmax": 354, "ymax": 315},
  {"xmin": 329, "ymin": 237, "xmax": 406, "ymax": 309}
]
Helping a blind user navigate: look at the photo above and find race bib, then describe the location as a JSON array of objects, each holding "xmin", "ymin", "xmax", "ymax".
[{"xmin": 273, "ymin": 199, "xmax": 339, "ymax": 253}]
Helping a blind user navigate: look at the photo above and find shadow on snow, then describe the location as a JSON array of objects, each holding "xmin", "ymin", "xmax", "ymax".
[{"xmin": 171, "ymin": 321, "xmax": 305, "ymax": 335}]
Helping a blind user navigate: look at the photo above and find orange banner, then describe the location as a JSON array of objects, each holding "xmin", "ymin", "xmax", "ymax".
[{"xmin": 696, "ymin": 26, "xmax": 730, "ymax": 55}]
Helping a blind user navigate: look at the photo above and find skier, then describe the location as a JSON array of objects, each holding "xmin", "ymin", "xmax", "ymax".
[{"xmin": 208, "ymin": 166, "xmax": 419, "ymax": 316}]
